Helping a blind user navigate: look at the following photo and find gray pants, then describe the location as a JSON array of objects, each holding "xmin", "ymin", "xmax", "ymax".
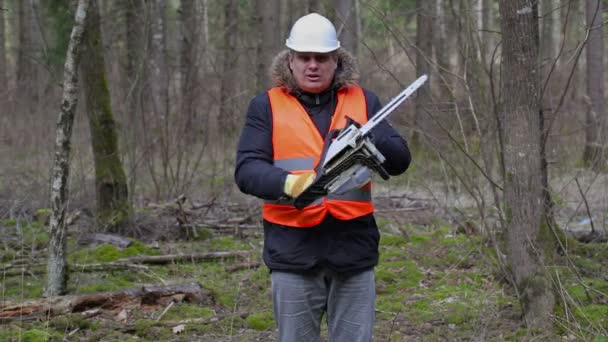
[{"xmin": 271, "ymin": 268, "xmax": 375, "ymax": 342}]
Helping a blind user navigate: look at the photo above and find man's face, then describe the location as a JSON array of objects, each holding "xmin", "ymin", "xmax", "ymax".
[{"xmin": 289, "ymin": 51, "xmax": 338, "ymax": 94}]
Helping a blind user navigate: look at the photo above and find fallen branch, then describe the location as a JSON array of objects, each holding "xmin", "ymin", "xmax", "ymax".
[
  {"xmin": 117, "ymin": 250, "xmax": 253, "ymax": 265},
  {"xmin": 567, "ymin": 230, "xmax": 607, "ymax": 243},
  {"xmin": 225, "ymin": 261, "xmax": 261, "ymax": 272},
  {"xmin": 186, "ymin": 222, "xmax": 259, "ymax": 230},
  {"xmin": 2, "ymin": 262, "xmax": 150, "ymax": 277},
  {"xmin": 77, "ymin": 233, "xmax": 132, "ymax": 248},
  {"xmin": 0, "ymin": 282, "xmax": 211, "ymax": 323},
  {"xmin": 1, "ymin": 251, "xmax": 254, "ymax": 278}
]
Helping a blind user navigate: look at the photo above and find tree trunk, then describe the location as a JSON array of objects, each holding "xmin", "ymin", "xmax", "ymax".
[
  {"xmin": 498, "ymin": 0, "xmax": 555, "ymax": 331},
  {"xmin": 16, "ymin": 0, "xmax": 41, "ymax": 114},
  {"xmin": 124, "ymin": 0, "xmax": 145, "ymax": 198},
  {"xmin": 583, "ymin": 0, "xmax": 606, "ymax": 170},
  {"xmin": 46, "ymin": 0, "xmax": 90, "ymax": 297},
  {"xmin": 413, "ymin": 0, "xmax": 434, "ymax": 147},
  {"xmin": 255, "ymin": 0, "xmax": 280, "ymax": 92},
  {"xmin": 81, "ymin": 0, "xmax": 132, "ymax": 233},
  {"xmin": 335, "ymin": 0, "xmax": 359, "ymax": 57},
  {"xmin": 433, "ymin": 0, "xmax": 451, "ymax": 102},
  {"xmin": 308, "ymin": 0, "xmax": 321, "ymax": 13},
  {"xmin": 180, "ymin": 0, "xmax": 202, "ymax": 140},
  {"xmin": 540, "ymin": 0, "xmax": 560, "ymax": 64},
  {"xmin": 481, "ymin": 0, "xmax": 493, "ymax": 61},
  {"xmin": 147, "ymin": 0, "xmax": 171, "ymax": 197},
  {"xmin": 0, "ymin": 0, "xmax": 6, "ymax": 91},
  {"xmin": 219, "ymin": 0, "xmax": 238, "ymax": 136}
]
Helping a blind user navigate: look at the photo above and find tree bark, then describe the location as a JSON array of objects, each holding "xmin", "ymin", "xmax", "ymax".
[
  {"xmin": 413, "ymin": 0, "xmax": 434, "ymax": 147},
  {"xmin": 219, "ymin": 0, "xmax": 238, "ymax": 137},
  {"xmin": 255, "ymin": 0, "xmax": 280, "ymax": 91},
  {"xmin": 0, "ymin": 0, "xmax": 6, "ymax": 91},
  {"xmin": 81, "ymin": 0, "xmax": 132, "ymax": 233},
  {"xmin": 498, "ymin": 0, "xmax": 555, "ymax": 331},
  {"xmin": 583, "ymin": 0, "xmax": 606, "ymax": 170},
  {"xmin": 2, "ymin": 282, "xmax": 211, "ymax": 323},
  {"xmin": 335, "ymin": 0, "xmax": 359, "ymax": 57},
  {"xmin": 433, "ymin": 0, "xmax": 451, "ymax": 102},
  {"xmin": 46, "ymin": 0, "xmax": 90, "ymax": 297},
  {"xmin": 16, "ymin": 0, "xmax": 41, "ymax": 113},
  {"xmin": 180, "ymin": 0, "xmax": 202, "ymax": 141},
  {"xmin": 124, "ymin": 0, "xmax": 145, "ymax": 198}
]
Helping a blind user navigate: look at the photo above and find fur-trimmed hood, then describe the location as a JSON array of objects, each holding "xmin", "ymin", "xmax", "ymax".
[{"xmin": 270, "ymin": 48, "xmax": 360, "ymax": 93}]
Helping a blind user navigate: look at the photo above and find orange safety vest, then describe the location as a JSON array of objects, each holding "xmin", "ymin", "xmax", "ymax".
[{"xmin": 263, "ymin": 85, "xmax": 374, "ymax": 228}]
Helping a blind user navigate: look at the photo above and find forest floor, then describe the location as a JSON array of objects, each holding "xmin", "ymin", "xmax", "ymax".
[{"xmin": 0, "ymin": 187, "xmax": 607, "ymax": 341}]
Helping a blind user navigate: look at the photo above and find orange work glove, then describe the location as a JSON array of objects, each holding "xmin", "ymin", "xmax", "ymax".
[{"xmin": 283, "ymin": 172, "xmax": 316, "ymax": 198}]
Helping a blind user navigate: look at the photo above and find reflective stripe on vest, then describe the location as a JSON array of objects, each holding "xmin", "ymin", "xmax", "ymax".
[{"xmin": 263, "ymin": 86, "xmax": 374, "ymax": 228}]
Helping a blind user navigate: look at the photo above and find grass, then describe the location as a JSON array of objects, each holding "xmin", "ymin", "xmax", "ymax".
[{"xmin": 1, "ymin": 216, "xmax": 607, "ymax": 341}]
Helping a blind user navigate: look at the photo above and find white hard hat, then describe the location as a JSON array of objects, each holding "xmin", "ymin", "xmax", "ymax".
[{"xmin": 285, "ymin": 13, "xmax": 340, "ymax": 53}]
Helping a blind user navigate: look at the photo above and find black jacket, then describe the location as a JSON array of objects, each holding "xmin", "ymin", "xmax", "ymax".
[{"xmin": 234, "ymin": 49, "xmax": 411, "ymax": 274}]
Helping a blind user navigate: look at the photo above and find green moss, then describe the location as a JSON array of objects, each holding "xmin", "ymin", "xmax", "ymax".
[
  {"xmin": 122, "ymin": 241, "xmax": 161, "ymax": 257},
  {"xmin": 160, "ymin": 304, "xmax": 214, "ymax": 321},
  {"xmin": 442, "ymin": 302, "xmax": 479, "ymax": 325},
  {"xmin": 376, "ymin": 260, "xmax": 424, "ymax": 292},
  {"xmin": 50, "ymin": 314, "xmax": 94, "ymax": 331},
  {"xmin": 195, "ymin": 228, "xmax": 213, "ymax": 241},
  {"xmin": 575, "ymin": 304, "xmax": 608, "ymax": 327},
  {"xmin": 246, "ymin": 311, "xmax": 275, "ymax": 331},
  {"xmin": 3, "ymin": 277, "xmax": 44, "ymax": 299},
  {"xmin": 199, "ymin": 264, "xmax": 237, "ymax": 307},
  {"xmin": 33, "ymin": 208, "xmax": 52, "ymax": 222},
  {"xmin": 376, "ymin": 293, "xmax": 408, "ymax": 312},
  {"xmin": 133, "ymin": 319, "xmax": 171, "ymax": 339},
  {"xmin": 408, "ymin": 234, "xmax": 431, "ymax": 246},
  {"xmin": 439, "ymin": 233, "xmax": 469, "ymax": 247},
  {"xmin": 209, "ymin": 236, "xmax": 248, "ymax": 251},
  {"xmin": 134, "ymin": 319, "xmax": 156, "ymax": 337},
  {"xmin": 21, "ymin": 329, "xmax": 57, "ymax": 342},
  {"xmin": 380, "ymin": 234, "xmax": 408, "ymax": 246},
  {"xmin": 69, "ymin": 240, "xmax": 159, "ymax": 264},
  {"xmin": 2, "ymin": 218, "xmax": 17, "ymax": 226},
  {"xmin": 0, "ymin": 328, "xmax": 16, "ymax": 342},
  {"xmin": 73, "ymin": 272, "xmax": 137, "ymax": 293},
  {"xmin": 379, "ymin": 248, "xmax": 405, "ymax": 262}
]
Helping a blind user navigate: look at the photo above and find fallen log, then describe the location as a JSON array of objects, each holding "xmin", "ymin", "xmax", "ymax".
[
  {"xmin": 1, "ymin": 251, "xmax": 255, "ymax": 278},
  {"xmin": 0, "ymin": 282, "xmax": 211, "ymax": 324},
  {"xmin": 77, "ymin": 233, "xmax": 132, "ymax": 248},
  {"xmin": 567, "ymin": 230, "xmax": 607, "ymax": 243},
  {"xmin": 117, "ymin": 250, "xmax": 253, "ymax": 265},
  {"xmin": 225, "ymin": 261, "xmax": 261, "ymax": 272}
]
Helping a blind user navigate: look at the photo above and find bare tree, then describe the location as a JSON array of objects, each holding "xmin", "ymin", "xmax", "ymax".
[
  {"xmin": 433, "ymin": 0, "xmax": 451, "ymax": 101},
  {"xmin": 46, "ymin": 0, "xmax": 90, "ymax": 297},
  {"xmin": 124, "ymin": 0, "xmax": 145, "ymax": 198},
  {"xmin": 413, "ymin": 0, "xmax": 434, "ymax": 147},
  {"xmin": 498, "ymin": 0, "xmax": 555, "ymax": 330},
  {"xmin": 81, "ymin": 0, "xmax": 132, "ymax": 233},
  {"xmin": 307, "ymin": 0, "xmax": 321, "ymax": 13},
  {"xmin": 219, "ymin": 0, "xmax": 238, "ymax": 137},
  {"xmin": 583, "ymin": 0, "xmax": 606, "ymax": 169},
  {"xmin": 0, "ymin": 0, "xmax": 6, "ymax": 91},
  {"xmin": 180, "ymin": 0, "xmax": 201, "ymax": 133},
  {"xmin": 16, "ymin": 0, "xmax": 41, "ymax": 112},
  {"xmin": 255, "ymin": 0, "xmax": 280, "ymax": 92},
  {"xmin": 335, "ymin": 0, "xmax": 359, "ymax": 57}
]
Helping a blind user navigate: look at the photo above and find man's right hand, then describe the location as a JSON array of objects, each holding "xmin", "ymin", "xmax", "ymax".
[{"xmin": 284, "ymin": 172, "xmax": 316, "ymax": 198}]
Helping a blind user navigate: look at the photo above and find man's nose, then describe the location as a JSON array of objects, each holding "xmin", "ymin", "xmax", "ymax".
[{"xmin": 307, "ymin": 59, "xmax": 319, "ymax": 69}]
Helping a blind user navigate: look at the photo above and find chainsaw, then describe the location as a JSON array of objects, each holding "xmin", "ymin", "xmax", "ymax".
[{"xmin": 293, "ymin": 75, "xmax": 428, "ymax": 210}]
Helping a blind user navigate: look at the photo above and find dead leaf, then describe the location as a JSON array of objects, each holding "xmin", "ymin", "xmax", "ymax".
[
  {"xmin": 116, "ymin": 309, "xmax": 129, "ymax": 322},
  {"xmin": 172, "ymin": 324, "xmax": 186, "ymax": 334}
]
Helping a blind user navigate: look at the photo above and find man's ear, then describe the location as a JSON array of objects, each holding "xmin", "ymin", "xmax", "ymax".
[{"xmin": 288, "ymin": 54, "xmax": 294, "ymax": 71}]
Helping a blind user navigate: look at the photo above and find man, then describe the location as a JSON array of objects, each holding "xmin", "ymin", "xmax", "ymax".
[{"xmin": 235, "ymin": 13, "xmax": 411, "ymax": 342}]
